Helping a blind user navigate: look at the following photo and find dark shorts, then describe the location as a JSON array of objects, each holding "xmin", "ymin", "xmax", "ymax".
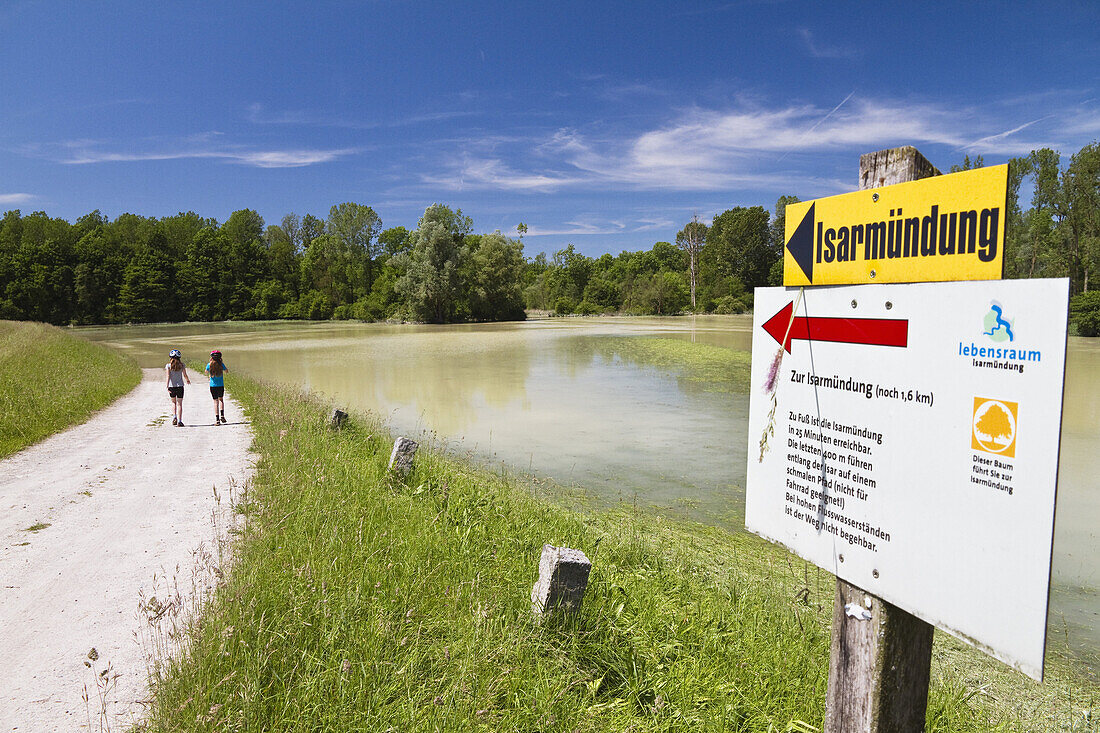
[
  {"xmin": 168, "ymin": 386, "xmax": 184, "ymax": 399},
  {"xmin": 210, "ymin": 385, "xmax": 225, "ymax": 399}
]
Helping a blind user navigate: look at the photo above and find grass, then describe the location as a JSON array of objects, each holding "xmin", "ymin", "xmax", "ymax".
[
  {"xmin": 23, "ymin": 521, "xmax": 51, "ymax": 532},
  {"xmin": 0, "ymin": 320, "xmax": 141, "ymax": 458},
  {"xmin": 140, "ymin": 374, "xmax": 1098, "ymax": 732}
]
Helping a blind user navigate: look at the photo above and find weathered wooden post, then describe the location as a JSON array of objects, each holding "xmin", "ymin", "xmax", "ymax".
[
  {"xmin": 388, "ymin": 437, "xmax": 418, "ymax": 478},
  {"xmin": 823, "ymin": 146, "xmax": 938, "ymax": 733},
  {"xmin": 531, "ymin": 544, "xmax": 591, "ymax": 616},
  {"xmin": 329, "ymin": 408, "xmax": 348, "ymax": 430}
]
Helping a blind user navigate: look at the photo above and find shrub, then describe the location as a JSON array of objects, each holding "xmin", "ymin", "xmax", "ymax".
[
  {"xmin": 1070, "ymin": 292, "xmax": 1100, "ymax": 337},
  {"xmin": 574, "ymin": 300, "xmax": 601, "ymax": 315},
  {"xmin": 713, "ymin": 295, "xmax": 747, "ymax": 314},
  {"xmin": 553, "ymin": 296, "xmax": 576, "ymax": 315}
]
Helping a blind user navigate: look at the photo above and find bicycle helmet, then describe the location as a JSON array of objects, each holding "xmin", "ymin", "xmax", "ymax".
[
  {"xmin": 210, "ymin": 350, "xmax": 222, "ymax": 358},
  {"xmin": 169, "ymin": 349, "xmax": 182, "ymax": 359}
]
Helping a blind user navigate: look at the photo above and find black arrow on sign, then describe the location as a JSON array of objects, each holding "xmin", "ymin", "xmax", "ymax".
[{"xmin": 786, "ymin": 202, "xmax": 815, "ymax": 283}]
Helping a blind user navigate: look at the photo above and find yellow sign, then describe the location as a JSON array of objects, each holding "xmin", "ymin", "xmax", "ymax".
[
  {"xmin": 783, "ymin": 164, "xmax": 1008, "ymax": 286},
  {"xmin": 972, "ymin": 397, "xmax": 1018, "ymax": 458}
]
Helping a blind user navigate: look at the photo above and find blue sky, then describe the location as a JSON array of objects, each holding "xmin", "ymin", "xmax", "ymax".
[{"xmin": 2, "ymin": 0, "xmax": 1099, "ymax": 256}]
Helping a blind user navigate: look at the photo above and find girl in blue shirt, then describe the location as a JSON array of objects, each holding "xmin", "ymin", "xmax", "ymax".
[{"xmin": 205, "ymin": 350, "xmax": 229, "ymax": 425}]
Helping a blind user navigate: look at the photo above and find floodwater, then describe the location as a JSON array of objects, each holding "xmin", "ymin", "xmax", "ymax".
[{"xmin": 80, "ymin": 316, "xmax": 1099, "ymax": 674}]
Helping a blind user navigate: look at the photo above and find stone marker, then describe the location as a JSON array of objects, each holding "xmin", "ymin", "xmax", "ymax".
[
  {"xmin": 531, "ymin": 544, "xmax": 591, "ymax": 615},
  {"xmin": 329, "ymin": 408, "xmax": 348, "ymax": 430},
  {"xmin": 388, "ymin": 437, "xmax": 419, "ymax": 477}
]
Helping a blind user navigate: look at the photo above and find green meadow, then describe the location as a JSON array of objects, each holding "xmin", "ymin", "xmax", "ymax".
[{"xmin": 0, "ymin": 320, "xmax": 140, "ymax": 458}]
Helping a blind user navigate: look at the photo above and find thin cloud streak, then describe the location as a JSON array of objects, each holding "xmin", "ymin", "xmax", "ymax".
[
  {"xmin": 247, "ymin": 103, "xmax": 479, "ymax": 129},
  {"xmin": 523, "ymin": 220, "xmax": 626, "ymax": 237},
  {"xmin": 0, "ymin": 193, "xmax": 34, "ymax": 205},
  {"xmin": 58, "ymin": 145, "xmax": 358, "ymax": 168},
  {"xmin": 961, "ymin": 117, "xmax": 1056, "ymax": 155},
  {"xmin": 798, "ymin": 28, "xmax": 859, "ymax": 60},
  {"xmin": 421, "ymin": 157, "xmax": 580, "ymax": 192}
]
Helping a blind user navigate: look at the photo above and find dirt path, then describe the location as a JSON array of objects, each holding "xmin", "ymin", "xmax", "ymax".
[{"xmin": 0, "ymin": 369, "xmax": 255, "ymax": 731}]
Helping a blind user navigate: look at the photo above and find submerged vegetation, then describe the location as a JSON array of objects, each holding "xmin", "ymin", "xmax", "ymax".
[
  {"xmin": 140, "ymin": 373, "xmax": 1096, "ymax": 731},
  {"xmin": 0, "ymin": 320, "xmax": 139, "ymax": 458},
  {"xmin": 600, "ymin": 337, "xmax": 753, "ymax": 393}
]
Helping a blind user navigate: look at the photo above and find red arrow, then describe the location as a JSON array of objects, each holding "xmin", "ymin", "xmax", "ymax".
[{"xmin": 763, "ymin": 301, "xmax": 908, "ymax": 353}]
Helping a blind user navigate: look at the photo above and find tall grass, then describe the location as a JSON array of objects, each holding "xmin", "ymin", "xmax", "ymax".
[
  {"xmin": 0, "ymin": 320, "xmax": 140, "ymax": 458},
  {"xmin": 141, "ymin": 374, "xmax": 1097, "ymax": 732}
]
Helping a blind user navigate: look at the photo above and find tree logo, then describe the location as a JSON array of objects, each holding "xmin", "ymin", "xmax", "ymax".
[
  {"xmin": 972, "ymin": 397, "xmax": 1018, "ymax": 457},
  {"xmin": 982, "ymin": 300, "xmax": 1014, "ymax": 343}
]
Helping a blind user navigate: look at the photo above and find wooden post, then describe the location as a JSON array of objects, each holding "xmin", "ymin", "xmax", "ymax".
[{"xmin": 823, "ymin": 146, "xmax": 939, "ymax": 733}]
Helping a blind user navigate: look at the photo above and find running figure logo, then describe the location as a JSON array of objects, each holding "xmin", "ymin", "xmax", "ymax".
[
  {"xmin": 972, "ymin": 397, "xmax": 1018, "ymax": 458},
  {"xmin": 983, "ymin": 300, "xmax": 1014, "ymax": 343}
]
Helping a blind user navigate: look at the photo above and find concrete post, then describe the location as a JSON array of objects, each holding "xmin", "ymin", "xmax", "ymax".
[
  {"xmin": 329, "ymin": 408, "xmax": 348, "ymax": 430},
  {"xmin": 388, "ymin": 437, "xmax": 419, "ymax": 478},
  {"xmin": 531, "ymin": 545, "xmax": 591, "ymax": 615}
]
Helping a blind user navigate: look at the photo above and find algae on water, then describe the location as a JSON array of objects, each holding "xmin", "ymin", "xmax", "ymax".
[{"xmin": 598, "ymin": 336, "xmax": 752, "ymax": 393}]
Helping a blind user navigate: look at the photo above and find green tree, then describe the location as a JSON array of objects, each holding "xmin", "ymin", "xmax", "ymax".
[
  {"xmin": 380, "ymin": 226, "xmax": 411, "ymax": 256},
  {"xmin": 767, "ymin": 195, "xmax": 801, "ymax": 286},
  {"xmin": 949, "ymin": 154, "xmax": 985, "ymax": 173},
  {"xmin": 625, "ymin": 271, "xmax": 689, "ymax": 315},
  {"xmin": 177, "ymin": 228, "xmax": 226, "ymax": 321},
  {"xmin": 676, "ymin": 214, "xmax": 706, "ymax": 309},
  {"xmin": 263, "ymin": 224, "xmax": 299, "ymax": 298},
  {"xmin": 700, "ymin": 206, "xmax": 772, "ymax": 305},
  {"xmin": 301, "ymin": 214, "xmax": 325, "ymax": 247},
  {"xmin": 118, "ymin": 239, "xmax": 174, "ymax": 323},
  {"xmin": 465, "ymin": 231, "xmax": 526, "ymax": 321},
  {"xmin": 1063, "ymin": 142, "xmax": 1100, "ymax": 292},
  {"xmin": 393, "ymin": 204, "xmax": 470, "ymax": 323},
  {"xmin": 223, "ymin": 209, "xmax": 265, "ymax": 249},
  {"xmin": 327, "ymin": 202, "xmax": 381, "ymax": 292}
]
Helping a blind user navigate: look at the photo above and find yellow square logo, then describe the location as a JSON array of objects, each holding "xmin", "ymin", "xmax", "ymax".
[{"xmin": 972, "ymin": 397, "xmax": 1018, "ymax": 458}]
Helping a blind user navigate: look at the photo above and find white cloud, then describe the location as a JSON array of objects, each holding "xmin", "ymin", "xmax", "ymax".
[
  {"xmin": 230, "ymin": 149, "xmax": 356, "ymax": 168},
  {"xmin": 434, "ymin": 95, "xmax": 1082, "ymax": 195},
  {"xmin": 421, "ymin": 157, "xmax": 580, "ymax": 192},
  {"xmin": 632, "ymin": 217, "xmax": 677, "ymax": 232},
  {"xmin": 0, "ymin": 193, "xmax": 34, "ymax": 205},
  {"xmin": 55, "ymin": 142, "xmax": 358, "ymax": 168},
  {"xmin": 522, "ymin": 219, "xmax": 626, "ymax": 237}
]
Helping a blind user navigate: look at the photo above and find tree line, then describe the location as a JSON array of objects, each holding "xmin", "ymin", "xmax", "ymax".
[
  {"xmin": 0, "ymin": 143, "xmax": 1096, "ymax": 329},
  {"xmin": 0, "ymin": 203, "xmax": 526, "ymax": 325}
]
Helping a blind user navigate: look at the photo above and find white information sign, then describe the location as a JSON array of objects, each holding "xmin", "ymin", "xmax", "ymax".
[{"xmin": 746, "ymin": 278, "xmax": 1069, "ymax": 680}]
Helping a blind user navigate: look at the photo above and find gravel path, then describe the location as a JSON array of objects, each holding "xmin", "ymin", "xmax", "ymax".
[{"xmin": 0, "ymin": 369, "xmax": 254, "ymax": 731}]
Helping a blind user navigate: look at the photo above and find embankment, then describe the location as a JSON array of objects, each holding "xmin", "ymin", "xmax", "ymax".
[{"xmin": 0, "ymin": 320, "xmax": 141, "ymax": 458}]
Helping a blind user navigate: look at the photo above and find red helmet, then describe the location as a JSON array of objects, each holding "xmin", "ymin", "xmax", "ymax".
[{"xmin": 210, "ymin": 350, "xmax": 222, "ymax": 357}]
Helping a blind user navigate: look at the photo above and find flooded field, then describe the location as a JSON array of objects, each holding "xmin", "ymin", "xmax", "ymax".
[{"xmin": 80, "ymin": 316, "xmax": 1099, "ymax": 674}]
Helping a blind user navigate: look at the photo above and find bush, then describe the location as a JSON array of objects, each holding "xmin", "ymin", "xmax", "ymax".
[
  {"xmin": 553, "ymin": 296, "xmax": 576, "ymax": 315},
  {"xmin": 1070, "ymin": 292, "xmax": 1100, "ymax": 336},
  {"xmin": 574, "ymin": 300, "xmax": 601, "ymax": 315},
  {"xmin": 713, "ymin": 295, "xmax": 747, "ymax": 314}
]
